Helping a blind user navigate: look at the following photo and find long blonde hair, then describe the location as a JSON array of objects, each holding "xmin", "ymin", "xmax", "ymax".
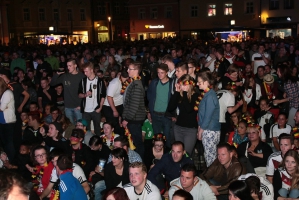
[{"xmin": 178, "ymin": 74, "xmax": 195, "ymax": 102}]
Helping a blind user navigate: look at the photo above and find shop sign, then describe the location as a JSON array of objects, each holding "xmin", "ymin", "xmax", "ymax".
[{"xmin": 145, "ymin": 25, "xmax": 164, "ymax": 29}]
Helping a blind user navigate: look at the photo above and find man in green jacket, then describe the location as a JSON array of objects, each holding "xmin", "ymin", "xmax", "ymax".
[
  {"xmin": 44, "ymin": 49, "xmax": 59, "ymax": 70},
  {"xmin": 10, "ymin": 52, "xmax": 26, "ymax": 75}
]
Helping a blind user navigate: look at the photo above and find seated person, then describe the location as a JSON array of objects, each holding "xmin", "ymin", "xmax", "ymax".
[
  {"xmin": 172, "ymin": 190, "xmax": 193, "ymax": 200},
  {"xmin": 273, "ymin": 149, "xmax": 299, "ymax": 200},
  {"xmin": 107, "ymin": 136, "xmax": 142, "ymax": 164},
  {"xmin": 169, "ymin": 164, "xmax": 216, "ymax": 200},
  {"xmin": 123, "ymin": 162, "xmax": 161, "ymax": 200},
  {"xmin": 269, "ymin": 112, "xmax": 292, "ymax": 151},
  {"xmin": 200, "ymin": 143, "xmax": 246, "ymax": 198},
  {"xmin": 237, "ymin": 124, "xmax": 272, "ymax": 175},
  {"xmin": 266, "ymin": 133, "xmax": 294, "ymax": 183},
  {"xmin": 39, "ymin": 148, "xmax": 90, "ymax": 199},
  {"xmin": 228, "ymin": 180, "xmax": 253, "ymax": 200},
  {"xmin": 254, "ymin": 97, "xmax": 274, "ymax": 142},
  {"xmin": 144, "ymin": 133, "xmax": 169, "ymax": 171},
  {"xmin": 100, "ymin": 122, "xmax": 120, "ymax": 150},
  {"xmin": 55, "ymin": 155, "xmax": 88, "ymax": 200},
  {"xmin": 94, "ymin": 148, "xmax": 130, "ymax": 200},
  {"xmin": 238, "ymin": 173, "xmax": 274, "ymax": 200},
  {"xmin": 70, "ymin": 129, "xmax": 93, "ymax": 177},
  {"xmin": 148, "ymin": 141, "xmax": 193, "ymax": 191},
  {"xmin": 23, "ymin": 111, "xmax": 44, "ymax": 145},
  {"xmin": 227, "ymin": 120, "xmax": 248, "ymax": 148},
  {"xmin": 76, "ymin": 119, "xmax": 95, "ymax": 146},
  {"xmin": 0, "ymin": 141, "xmax": 33, "ymax": 182}
]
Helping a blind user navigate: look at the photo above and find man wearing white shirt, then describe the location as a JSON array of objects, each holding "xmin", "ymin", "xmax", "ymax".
[
  {"xmin": 124, "ymin": 162, "xmax": 161, "ymax": 200},
  {"xmin": 251, "ymin": 44, "xmax": 270, "ymax": 74}
]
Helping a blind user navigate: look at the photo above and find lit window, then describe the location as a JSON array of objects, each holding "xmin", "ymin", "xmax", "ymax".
[
  {"xmin": 208, "ymin": 4, "xmax": 216, "ymax": 16},
  {"xmin": 224, "ymin": 4, "xmax": 232, "ymax": 15}
]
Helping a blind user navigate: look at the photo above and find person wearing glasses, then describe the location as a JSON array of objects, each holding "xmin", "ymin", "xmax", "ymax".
[
  {"xmin": 122, "ymin": 62, "xmax": 146, "ymax": 159},
  {"xmin": 29, "ymin": 145, "xmax": 54, "ymax": 197},
  {"xmin": 144, "ymin": 133, "xmax": 169, "ymax": 172}
]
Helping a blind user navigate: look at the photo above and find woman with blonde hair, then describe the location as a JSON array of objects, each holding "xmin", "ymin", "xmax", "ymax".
[
  {"xmin": 167, "ymin": 74, "xmax": 199, "ymax": 156},
  {"xmin": 273, "ymin": 149, "xmax": 299, "ymax": 200}
]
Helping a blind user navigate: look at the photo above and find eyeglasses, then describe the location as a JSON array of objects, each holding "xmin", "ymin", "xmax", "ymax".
[
  {"xmin": 128, "ymin": 68, "xmax": 136, "ymax": 71},
  {"xmin": 35, "ymin": 153, "xmax": 46, "ymax": 159},
  {"xmin": 154, "ymin": 144, "xmax": 164, "ymax": 148}
]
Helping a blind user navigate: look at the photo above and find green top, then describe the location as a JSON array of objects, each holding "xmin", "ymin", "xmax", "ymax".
[
  {"xmin": 142, "ymin": 119, "xmax": 154, "ymax": 140},
  {"xmin": 154, "ymin": 80, "xmax": 169, "ymax": 112},
  {"xmin": 45, "ymin": 56, "xmax": 59, "ymax": 70},
  {"xmin": 11, "ymin": 58, "xmax": 26, "ymax": 74}
]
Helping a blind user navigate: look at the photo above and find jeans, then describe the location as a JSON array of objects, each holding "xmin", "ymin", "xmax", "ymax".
[
  {"xmin": 127, "ymin": 123, "xmax": 144, "ymax": 159},
  {"xmin": 94, "ymin": 180, "xmax": 106, "ymax": 200},
  {"xmin": 173, "ymin": 124, "xmax": 197, "ymax": 156},
  {"xmin": 152, "ymin": 112, "xmax": 172, "ymax": 148},
  {"xmin": 0, "ymin": 123, "xmax": 16, "ymax": 160},
  {"xmin": 279, "ymin": 188, "xmax": 299, "ymax": 198},
  {"xmin": 83, "ymin": 111, "xmax": 102, "ymax": 136},
  {"xmin": 65, "ymin": 107, "xmax": 82, "ymax": 125}
]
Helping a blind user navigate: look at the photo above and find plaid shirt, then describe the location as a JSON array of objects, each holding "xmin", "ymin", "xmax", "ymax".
[{"xmin": 284, "ymin": 80, "xmax": 299, "ymax": 109}]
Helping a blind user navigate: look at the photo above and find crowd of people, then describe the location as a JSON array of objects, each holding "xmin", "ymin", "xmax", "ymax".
[{"xmin": 0, "ymin": 37, "xmax": 299, "ymax": 200}]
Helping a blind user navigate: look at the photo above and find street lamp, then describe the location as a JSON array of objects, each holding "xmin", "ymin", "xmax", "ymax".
[{"xmin": 108, "ymin": 16, "xmax": 112, "ymax": 42}]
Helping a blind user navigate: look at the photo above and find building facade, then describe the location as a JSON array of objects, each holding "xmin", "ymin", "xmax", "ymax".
[
  {"xmin": 261, "ymin": 0, "xmax": 299, "ymax": 38},
  {"xmin": 179, "ymin": 0, "xmax": 261, "ymax": 41},
  {"xmin": 8, "ymin": 0, "xmax": 92, "ymax": 44},
  {"xmin": 129, "ymin": 0, "xmax": 179, "ymax": 41},
  {"xmin": 91, "ymin": 0, "xmax": 130, "ymax": 42}
]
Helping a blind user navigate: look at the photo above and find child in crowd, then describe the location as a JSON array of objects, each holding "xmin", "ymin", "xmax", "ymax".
[
  {"xmin": 142, "ymin": 111, "xmax": 154, "ymax": 152},
  {"xmin": 43, "ymin": 103, "xmax": 54, "ymax": 125}
]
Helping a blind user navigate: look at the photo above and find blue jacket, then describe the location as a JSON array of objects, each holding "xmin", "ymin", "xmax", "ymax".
[
  {"xmin": 59, "ymin": 171, "xmax": 87, "ymax": 200},
  {"xmin": 147, "ymin": 152, "xmax": 193, "ymax": 190},
  {"xmin": 198, "ymin": 89, "xmax": 220, "ymax": 131},
  {"xmin": 147, "ymin": 78, "xmax": 173, "ymax": 114}
]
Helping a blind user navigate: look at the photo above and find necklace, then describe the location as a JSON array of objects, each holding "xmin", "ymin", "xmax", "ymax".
[{"xmin": 194, "ymin": 88, "xmax": 210, "ymax": 111}]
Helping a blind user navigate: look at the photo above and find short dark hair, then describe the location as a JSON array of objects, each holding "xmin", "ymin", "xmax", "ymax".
[
  {"xmin": 175, "ymin": 62, "xmax": 188, "ymax": 72},
  {"xmin": 130, "ymin": 61, "xmax": 142, "ymax": 74},
  {"xmin": 114, "ymin": 136, "xmax": 129, "ymax": 148},
  {"xmin": 216, "ymin": 47, "xmax": 224, "ymax": 55},
  {"xmin": 0, "ymin": 169, "xmax": 30, "ymax": 199},
  {"xmin": 31, "ymin": 145, "xmax": 49, "ymax": 165},
  {"xmin": 173, "ymin": 189, "xmax": 193, "ymax": 200},
  {"xmin": 102, "ymin": 187, "xmax": 129, "ymax": 200},
  {"xmin": 172, "ymin": 141, "xmax": 185, "ymax": 150},
  {"xmin": 279, "ymin": 133, "xmax": 294, "ymax": 144},
  {"xmin": 245, "ymin": 176, "xmax": 260, "ymax": 195},
  {"xmin": 111, "ymin": 148, "xmax": 128, "ymax": 162},
  {"xmin": 89, "ymin": 135, "xmax": 103, "ymax": 146},
  {"xmin": 57, "ymin": 155, "xmax": 73, "ymax": 170},
  {"xmin": 181, "ymin": 164, "xmax": 197, "ymax": 177},
  {"xmin": 217, "ymin": 143, "xmax": 233, "ymax": 152},
  {"xmin": 49, "ymin": 148, "xmax": 65, "ymax": 160},
  {"xmin": 157, "ymin": 63, "xmax": 169, "ymax": 72}
]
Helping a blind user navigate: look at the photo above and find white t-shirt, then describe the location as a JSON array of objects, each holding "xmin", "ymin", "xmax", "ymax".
[
  {"xmin": 216, "ymin": 90, "xmax": 235, "ymax": 123},
  {"xmin": 123, "ymin": 180, "xmax": 161, "ymax": 200},
  {"xmin": 50, "ymin": 163, "xmax": 87, "ymax": 184},
  {"xmin": 85, "ymin": 78, "xmax": 98, "ymax": 112},
  {"xmin": 266, "ymin": 151, "xmax": 282, "ymax": 176},
  {"xmin": 252, "ymin": 52, "xmax": 270, "ymax": 74},
  {"xmin": 270, "ymin": 124, "xmax": 292, "ymax": 138},
  {"xmin": 103, "ymin": 77, "xmax": 123, "ymax": 107},
  {"xmin": 206, "ymin": 55, "xmax": 216, "ymax": 72},
  {"xmin": 224, "ymin": 52, "xmax": 234, "ymax": 64}
]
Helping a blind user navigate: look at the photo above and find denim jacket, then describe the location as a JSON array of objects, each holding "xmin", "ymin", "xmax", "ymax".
[{"xmin": 198, "ymin": 89, "xmax": 220, "ymax": 131}]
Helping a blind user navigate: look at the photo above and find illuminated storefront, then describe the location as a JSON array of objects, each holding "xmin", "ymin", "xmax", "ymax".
[
  {"xmin": 24, "ymin": 31, "xmax": 89, "ymax": 45},
  {"xmin": 131, "ymin": 24, "xmax": 177, "ymax": 41}
]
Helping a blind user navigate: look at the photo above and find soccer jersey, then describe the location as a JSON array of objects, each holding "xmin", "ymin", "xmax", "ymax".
[
  {"xmin": 216, "ymin": 90, "xmax": 235, "ymax": 123},
  {"xmin": 123, "ymin": 180, "xmax": 161, "ymax": 200},
  {"xmin": 50, "ymin": 163, "xmax": 87, "ymax": 184},
  {"xmin": 142, "ymin": 119, "xmax": 154, "ymax": 140},
  {"xmin": 266, "ymin": 151, "xmax": 282, "ymax": 176}
]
